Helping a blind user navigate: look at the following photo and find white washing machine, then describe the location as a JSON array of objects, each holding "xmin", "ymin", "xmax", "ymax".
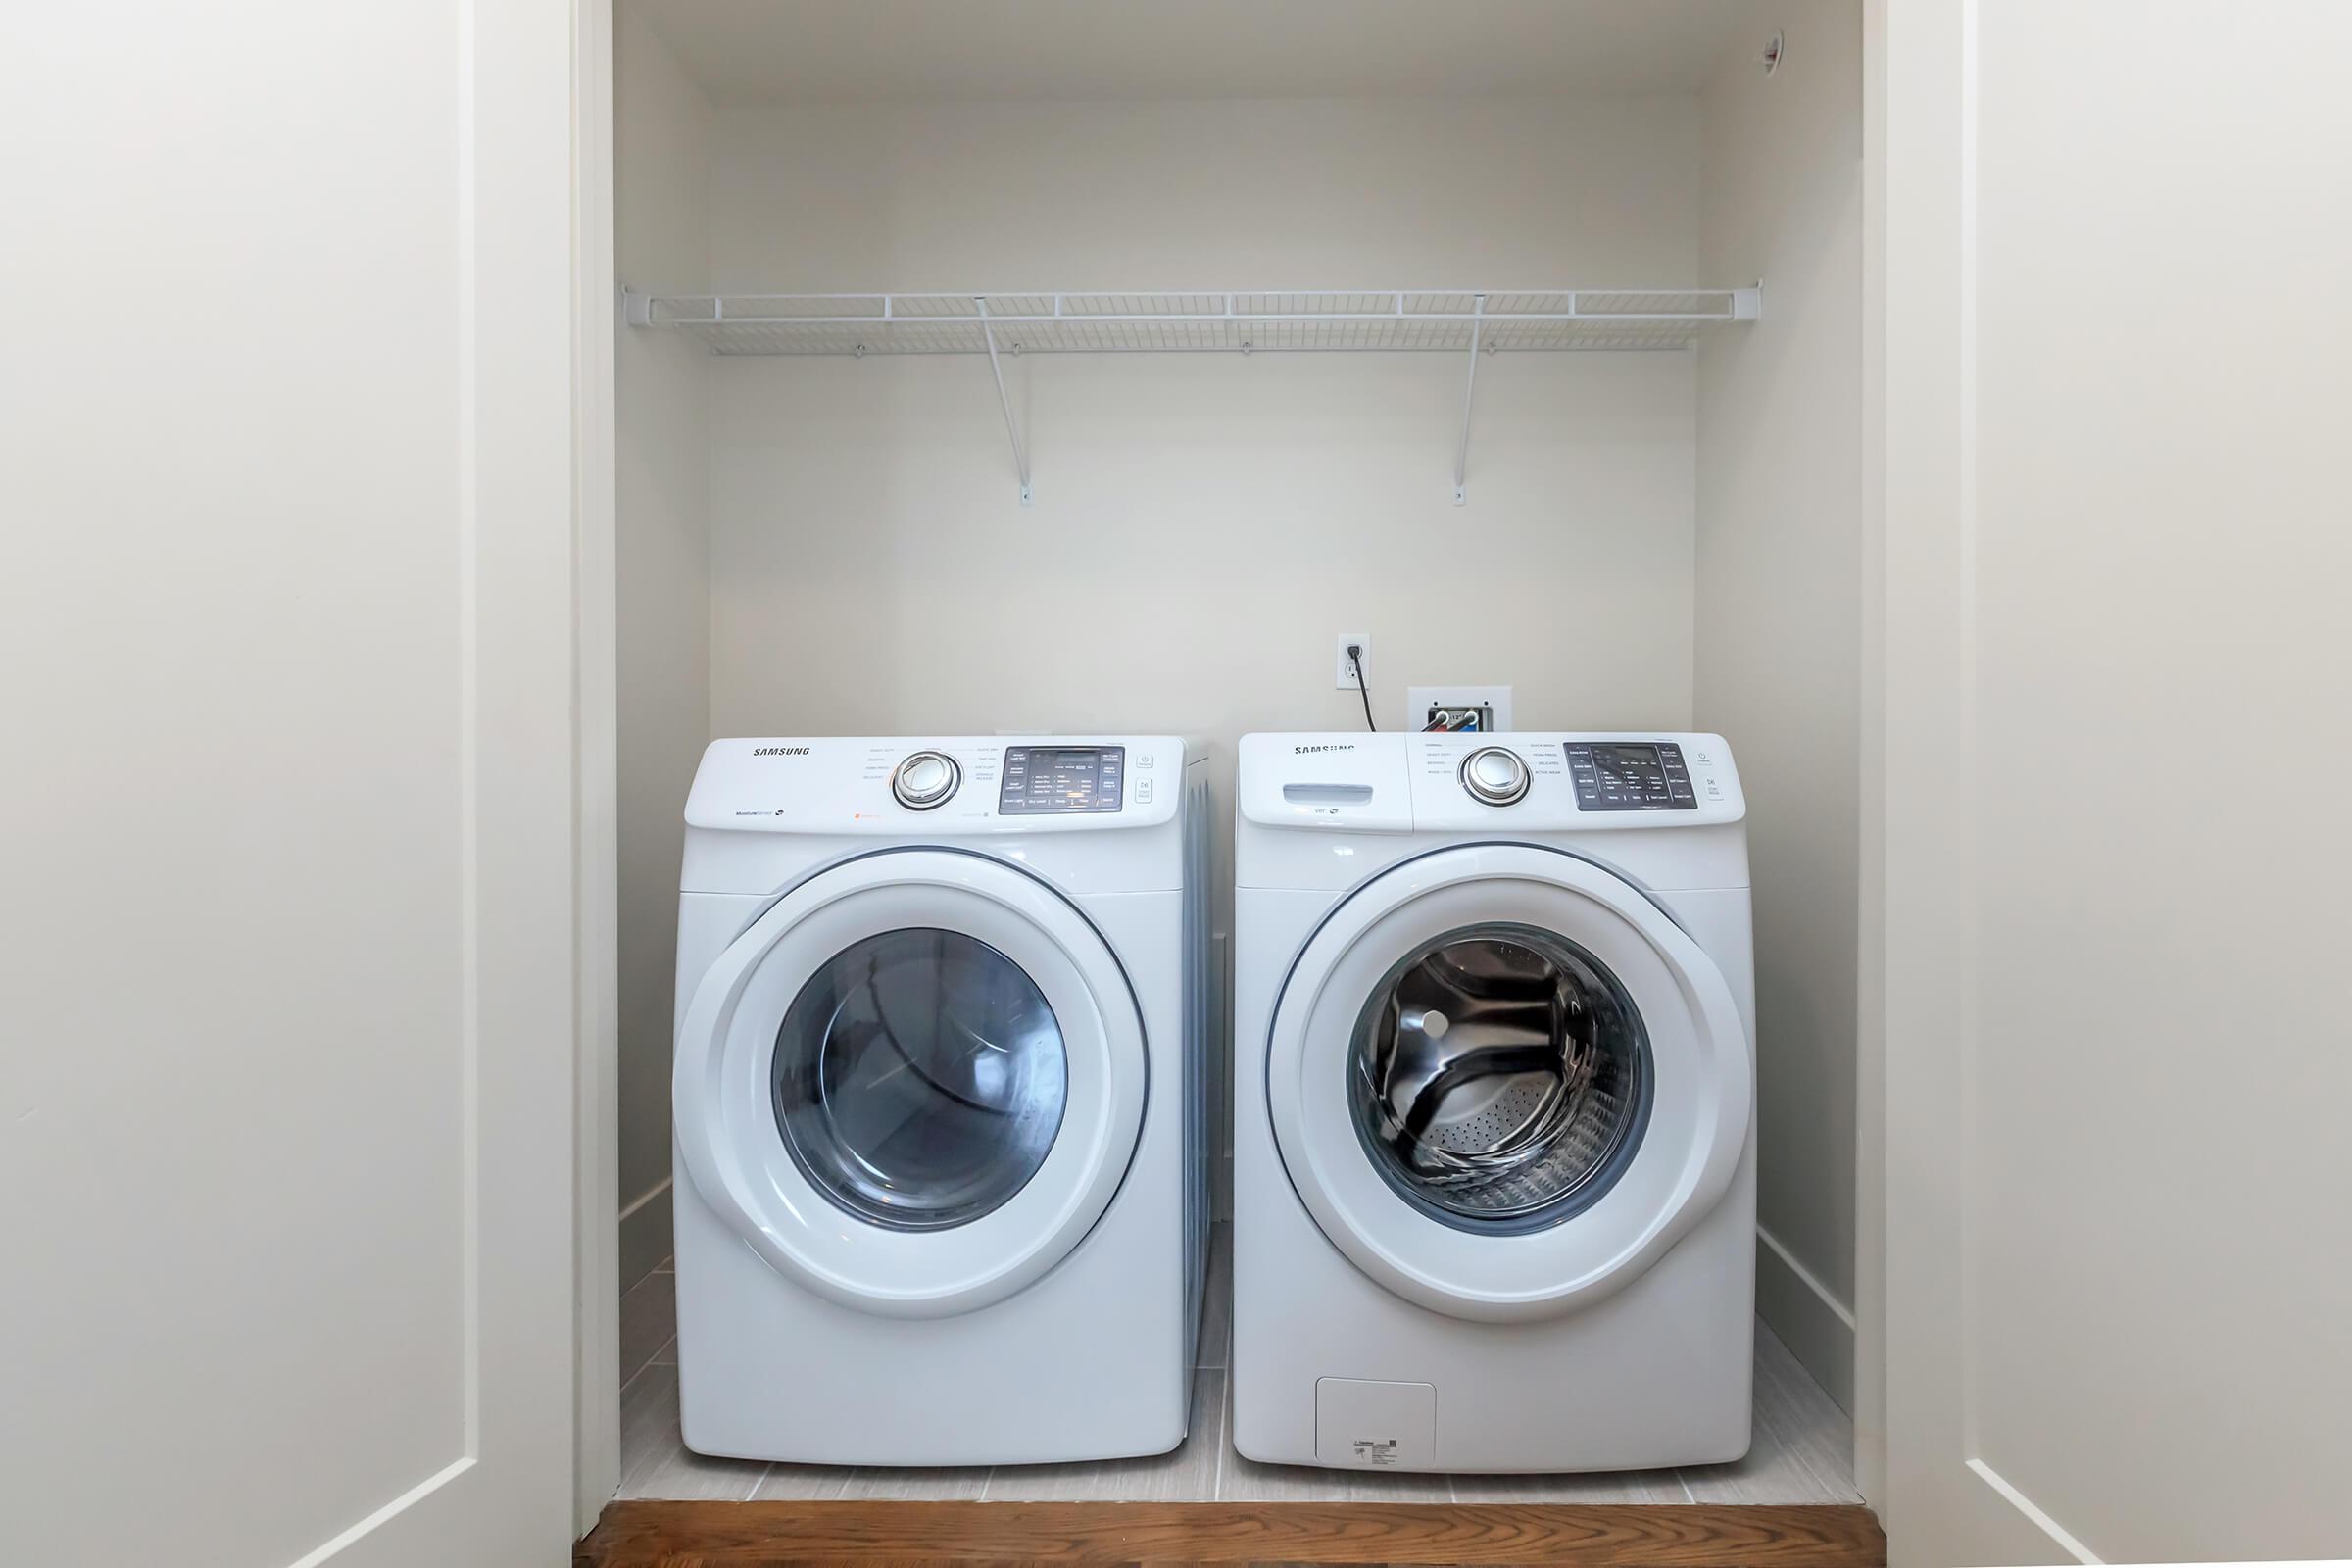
[
  {"xmin": 671, "ymin": 735, "xmax": 1212, "ymax": 1465},
  {"xmin": 1232, "ymin": 732, "xmax": 1755, "ymax": 1473}
]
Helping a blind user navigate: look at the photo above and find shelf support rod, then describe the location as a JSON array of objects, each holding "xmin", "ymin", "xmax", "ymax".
[
  {"xmin": 1453, "ymin": 293, "xmax": 1487, "ymax": 506},
  {"xmin": 976, "ymin": 296, "xmax": 1032, "ymax": 506}
]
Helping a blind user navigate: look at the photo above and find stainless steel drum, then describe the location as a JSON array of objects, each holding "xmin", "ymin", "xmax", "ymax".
[{"xmin": 1348, "ymin": 921, "xmax": 1650, "ymax": 1230}]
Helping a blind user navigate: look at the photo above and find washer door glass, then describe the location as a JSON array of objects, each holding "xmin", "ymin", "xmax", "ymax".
[
  {"xmin": 1349, "ymin": 921, "xmax": 1650, "ymax": 1232},
  {"xmin": 773, "ymin": 927, "xmax": 1068, "ymax": 1231}
]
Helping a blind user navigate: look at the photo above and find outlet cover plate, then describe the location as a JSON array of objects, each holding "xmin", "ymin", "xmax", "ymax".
[
  {"xmin": 1336, "ymin": 632, "xmax": 1373, "ymax": 691},
  {"xmin": 1408, "ymin": 685, "xmax": 1513, "ymax": 732}
]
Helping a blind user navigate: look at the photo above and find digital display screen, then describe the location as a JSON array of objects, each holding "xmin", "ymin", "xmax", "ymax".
[{"xmin": 998, "ymin": 747, "xmax": 1125, "ymax": 814}]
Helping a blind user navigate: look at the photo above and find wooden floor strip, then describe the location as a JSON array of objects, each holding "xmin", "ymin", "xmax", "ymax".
[{"xmin": 575, "ymin": 1499, "xmax": 1886, "ymax": 1567}]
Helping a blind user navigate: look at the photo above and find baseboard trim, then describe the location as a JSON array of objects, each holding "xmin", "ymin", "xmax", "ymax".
[
  {"xmin": 577, "ymin": 1500, "xmax": 1886, "ymax": 1567},
  {"xmin": 1755, "ymin": 1224, "xmax": 1856, "ymax": 1415},
  {"xmin": 618, "ymin": 1178, "xmax": 673, "ymax": 1291}
]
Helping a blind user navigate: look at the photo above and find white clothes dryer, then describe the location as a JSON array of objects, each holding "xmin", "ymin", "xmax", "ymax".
[
  {"xmin": 1232, "ymin": 732, "xmax": 1755, "ymax": 1473},
  {"xmin": 671, "ymin": 736, "xmax": 1212, "ymax": 1465}
]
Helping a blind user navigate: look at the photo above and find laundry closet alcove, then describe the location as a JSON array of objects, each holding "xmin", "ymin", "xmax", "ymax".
[{"xmin": 589, "ymin": 2, "xmax": 1872, "ymax": 1561}]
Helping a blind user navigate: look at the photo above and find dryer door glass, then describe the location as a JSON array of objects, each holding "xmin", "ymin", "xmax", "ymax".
[
  {"xmin": 773, "ymin": 927, "xmax": 1068, "ymax": 1231},
  {"xmin": 1348, "ymin": 922, "xmax": 1651, "ymax": 1232}
]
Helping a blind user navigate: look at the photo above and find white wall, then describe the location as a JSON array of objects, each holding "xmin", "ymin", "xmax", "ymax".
[
  {"xmin": 1694, "ymin": 5, "xmax": 1864, "ymax": 1411},
  {"xmin": 615, "ymin": 4, "xmax": 712, "ymax": 1280},
  {"xmin": 701, "ymin": 94, "xmax": 1704, "ymax": 845},
  {"xmin": 703, "ymin": 96, "xmax": 1704, "ymax": 766}
]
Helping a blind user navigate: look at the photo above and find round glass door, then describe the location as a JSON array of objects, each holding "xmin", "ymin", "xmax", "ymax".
[
  {"xmin": 1349, "ymin": 922, "xmax": 1650, "ymax": 1233},
  {"xmin": 774, "ymin": 928, "xmax": 1068, "ymax": 1231},
  {"xmin": 1262, "ymin": 843, "xmax": 1751, "ymax": 1322},
  {"xmin": 672, "ymin": 848, "xmax": 1148, "ymax": 1318}
]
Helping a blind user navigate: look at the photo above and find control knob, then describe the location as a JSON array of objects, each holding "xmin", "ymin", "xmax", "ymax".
[
  {"xmin": 1459, "ymin": 746, "xmax": 1531, "ymax": 807},
  {"xmin": 891, "ymin": 750, "xmax": 960, "ymax": 810}
]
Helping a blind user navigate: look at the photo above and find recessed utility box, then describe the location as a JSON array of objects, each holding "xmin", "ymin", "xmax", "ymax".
[{"xmin": 1407, "ymin": 685, "xmax": 1513, "ymax": 732}]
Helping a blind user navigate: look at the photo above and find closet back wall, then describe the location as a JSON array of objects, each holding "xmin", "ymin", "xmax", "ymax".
[{"xmin": 705, "ymin": 95, "xmax": 1703, "ymax": 841}]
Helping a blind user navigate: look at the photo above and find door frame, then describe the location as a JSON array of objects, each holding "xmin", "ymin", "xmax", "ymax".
[
  {"xmin": 572, "ymin": 0, "xmax": 624, "ymax": 1535},
  {"xmin": 563, "ymin": 0, "xmax": 1900, "ymax": 1544},
  {"xmin": 1855, "ymin": 0, "xmax": 1890, "ymax": 1523}
]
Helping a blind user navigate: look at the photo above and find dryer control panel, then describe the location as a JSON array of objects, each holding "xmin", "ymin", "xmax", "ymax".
[
  {"xmin": 998, "ymin": 746, "xmax": 1127, "ymax": 814},
  {"xmin": 683, "ymin": 735, "xmax": 1187, "ymax": 835},
  {"xmin": 1564, "ymin": 741, "xmax": 1696, "ymax": 811}
]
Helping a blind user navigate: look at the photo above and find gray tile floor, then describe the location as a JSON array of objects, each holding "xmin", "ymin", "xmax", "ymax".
[{"xmin": 615, "ymin": 1224, "xmax": 1860, "ymax": 1504}]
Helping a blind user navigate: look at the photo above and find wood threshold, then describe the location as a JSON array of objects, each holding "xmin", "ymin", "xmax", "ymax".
[{"xmin": 575, "ymin": 1499, "xmax": 1886, "ymax": 1567}]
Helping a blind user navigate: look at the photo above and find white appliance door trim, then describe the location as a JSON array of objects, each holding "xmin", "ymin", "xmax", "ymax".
[
  {"xmin": 1266, "ymin": 843, "xmax": 1750, "ymax": 1322},
  {"xmin": 674, "ymin": 849, "xmax": 1146, "ymax": 1318}
]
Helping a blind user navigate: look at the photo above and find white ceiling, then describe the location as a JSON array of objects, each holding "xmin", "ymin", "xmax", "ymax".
[{"xmin": 632, "ymin": 0, "xmax": 1771, "ymax": 106}]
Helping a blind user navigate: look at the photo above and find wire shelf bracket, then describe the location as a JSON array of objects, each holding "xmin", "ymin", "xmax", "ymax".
[
  {"xmin": 975, "ymin": 298, "xmax": 1033, "ymax": 506},
  {"xmin": 1454, "ymin": 294, "xmax": 1487, "ymax": 506},
  {"xmin": 624, "ymin": 285, "xmax": 1761, "ymax": 504}
]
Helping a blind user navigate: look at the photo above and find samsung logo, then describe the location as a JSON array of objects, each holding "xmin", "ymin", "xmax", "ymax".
[
  {"xmin": 753, "ymin": 746, "xmax": 810, "ymax": 757},
  {"xmin": 1294, "ymin": 743, "xmax": 1356, "ymax": 754}
]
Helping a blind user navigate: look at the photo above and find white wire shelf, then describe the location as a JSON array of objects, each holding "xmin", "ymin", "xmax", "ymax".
[
  {"xmin": 625, "ymin": 288, "xmax": 1760, "ymax": 357},
  {"xmin": 622, "ymin": 286, "xmax": 1760, "ymax": 504}
]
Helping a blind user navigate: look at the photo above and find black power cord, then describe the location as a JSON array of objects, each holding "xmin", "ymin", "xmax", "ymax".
[{"xmin": 1348, "ymin": 643, "xmax": 1377, "ymax": 731}]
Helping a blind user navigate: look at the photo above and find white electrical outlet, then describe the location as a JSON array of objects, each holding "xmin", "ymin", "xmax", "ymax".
[
  {"xmin": 1407, "ymin": 685, "xmax": 1514, "ymax": 732},
  {"xmin": 1335, "ymin": 632, "xmax": 1372, "ymax": 691}
]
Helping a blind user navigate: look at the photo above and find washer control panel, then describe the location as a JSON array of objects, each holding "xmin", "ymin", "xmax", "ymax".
[
  {"xmin": 1250, "ymin": 732, "xmax": 1740, "ymax": 833},
  {"xmin": 1565, "ymin": 741, "xmax": 1697, "ymax": 811},
  {"xmin": 998, "ymin": 746, "xmax": 1127, "ymax": 814}
]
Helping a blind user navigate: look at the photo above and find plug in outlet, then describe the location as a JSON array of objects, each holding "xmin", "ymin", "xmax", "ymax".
[
  {"xmin": 1408, "ymin": 685, "xmax": 1514, "ymax": 732},
  {"xmin": 1335, "ymin": 632, "xmax": 1372, "ymax": 691}
]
